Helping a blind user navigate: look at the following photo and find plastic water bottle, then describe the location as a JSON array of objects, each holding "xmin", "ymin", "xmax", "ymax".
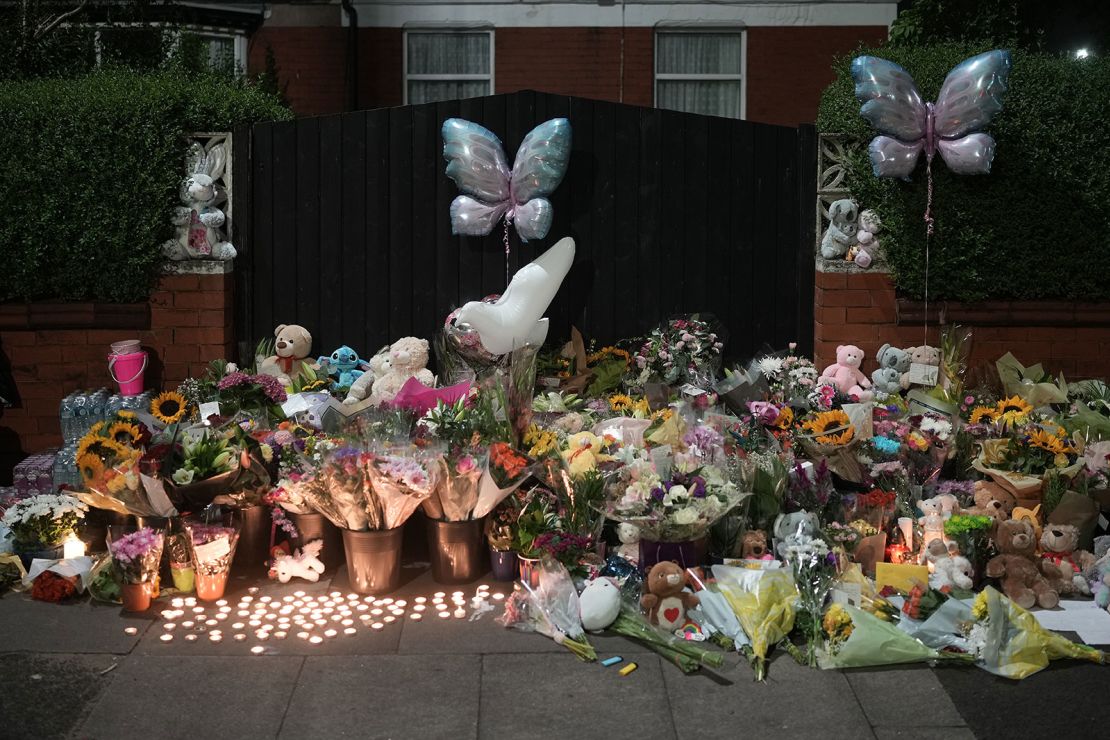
[{"xmin": 59, "ymin": 393, "xmax": 75, "ymax": 442}]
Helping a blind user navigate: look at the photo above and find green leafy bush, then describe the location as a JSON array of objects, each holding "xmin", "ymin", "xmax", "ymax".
[
  {"xmin": 818, "ymin": 44, "xmax": 1110, "ymax": 301},
  {"xmin": 0, "ymin": 70, "xmax": 290, "ymax": 303}
]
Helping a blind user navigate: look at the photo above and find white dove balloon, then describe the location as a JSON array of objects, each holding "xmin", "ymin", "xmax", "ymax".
[{"xmin": 453, "ymin": 237, "xmax": 575, "ymax": 355}]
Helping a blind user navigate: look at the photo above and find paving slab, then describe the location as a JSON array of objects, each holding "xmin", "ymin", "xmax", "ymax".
[
  {"xmin": 0, "ymin": 653, "xmax": 119, "ymax": 740},
  {"xmin": 0, "ymin": 594, "xmax": 152, "ymax": 653},
  {"xmin": 873, "ymin": 728, "xmax": 976, "ymax": 740},
  {"xmin": 845, "ymin": 665, "xmax": 967, "ymax": 728},
  {"xmin": 279, "ymin": 654, "xmax": 480, "ymax": 740},
  {"xmin": 480, "ymin": 653, "xmax": 676, "ymax": 740},
  {"xmin": 662, "ymin": 652, "xmax": 875, "ymax": 740},
  {"xmin": 77, "ymin": 655, "xmax": 303, "ymax": 740}
]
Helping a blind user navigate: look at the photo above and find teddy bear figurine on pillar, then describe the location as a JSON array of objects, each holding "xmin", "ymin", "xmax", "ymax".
[
  {"xmin": 819, "ymin": 199, "xmax": 859, "ymax": 260},
  {"xmin": 163, "ymin": 140, "xmax": 237, "ymax": 261}
]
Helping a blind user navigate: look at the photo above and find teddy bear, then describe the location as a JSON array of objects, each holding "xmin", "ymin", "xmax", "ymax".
[
  {"xmin": 819, "ymin": 199, "xmax": 859, "ymax": 259},
  {"xmin": 917, "ymin": 498, "xmax": 947, "ymax": 556},
  {"xmin": 773, "ymin": 511, "xmax": 822, "ymax": 559},
  {"xmin": 343, "ymin": 346, "xmax": 391, "ymax": 405},
  {"xmin": 257, "ymin": 324, "xmax": 314, "ymax": 386},
  {"xmin": 820, "ymin": 344, "xmax": 872, "ymax": 400},
  {"xmin": 852, "ymin": 209, "xmax": 882, "ymax": 268},
  {"xmin": 270, "ymin": 540, "xmax": 326, "ymax": 583},
  {"xmin": 1039, "ymin": 524, "xmax": 1096, "ymax": 596},
  {"xmin": 1088, "ymin": 555, "xmax": 1110, "ymax": 611},
  {"xmin": 935, "ymin": 493, "xmax": 960, "ymax": 519},
  {"xmin": 579, "ymin": 577, "xmax": 622, "ymax": 631},
  {"xmin": 985, "ymin": 519, "xmax": 1059, "ymax": 609},
  {"xmin": 924, "ymin": 539, "xmax": 974, "ymax": 591},
  {"xmin": 641, "ymin": 561, "xmax": 699, "ymax": 633},
  {"xmin": 371, "ymin": 337, "xmax": 435, "ymax": 404},
  {"xmin": 870, "ymin": 367, "xmax": 903, "ymax": 395},
  {"xmin": 317, "ymin": 346, "xmax": 365, "ymax": 389},
  {"xmin": 967, "ymin": 480, "xmax": 1017, "ymax": 522},
  {"xmin": 741, "ymin": 529, "xmax": 774, "ymax": 560},
  {"xmin": 901, "ymin": 345, "xmax": 941, "ymax": 389},
  {"xmin": 875, "ymin": 343, "xmax": 912, "ymax": 374},
  {"xmin": 616, "ymin": 522, "xmax": 641, "ymax": 564},
  {"xmin": 162, "ymin": 141, "xmax": 236, "ymax": 261}
]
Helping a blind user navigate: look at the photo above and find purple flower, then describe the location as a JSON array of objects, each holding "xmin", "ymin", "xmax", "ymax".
[
  {"xmin": 251, "ymin": 373, "xmax": 288, "ymax": 403},
  {"xmin": 690, "ymin": 476, "xmax": 707, "ymax": 498},
  {"xmin": 217, "ymin": 372, "xmax": 250, "ymax": 390},
  {"xmin": 651, "ymin": 486, "xmax": 666, "ymax": 502}
]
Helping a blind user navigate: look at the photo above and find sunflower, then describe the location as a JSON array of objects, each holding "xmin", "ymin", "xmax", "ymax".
[
  {"xmin": 152, "ymin": 391, "xmax": 187, "ymax": 424},
  {"xmin": 774, "ymin": 406, "xmax": 795, "ymax": 430},
  {"xmin": 969, "ymin": 406, "xmax": 999, "ymax": 425},
  {"xmin": 117, "ymin": 410, "xmax": 136, "ymax": 420},
  {"xmin": 651, "ymin": 407, "xmax": 674, "ymax": 423},
  {"xmin": 77, "ymin": 452, "xmax": 105, "ymax": 483},
  {"xmin": 1028, "ymin": 428, "xmax": 1067, "ymax": 456},
  {"xmin": 107, "ymin": 421, "xmax": 142, "ymax": 447},
  {"xmin": 76, "ymin": 434, "xmax": 125, "ymax": 463},
  {"xmin": 608, "ymin": 394, "xmax": 634, "ymax": 413},
  {"xmin": 802, "ymin": 409, "xmax": 854, "ymax": 446},
  {"xmin": 996, "ymin": 396, "xmax": 1033, "ymax": 426},
  {"xmin": 631, "ymin": 398, "xmax": 651, "ymax": 418}
]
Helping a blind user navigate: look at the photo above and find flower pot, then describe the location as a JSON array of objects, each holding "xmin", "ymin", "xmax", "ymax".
[
  {"xmin": 426, "ymin": 518, "xmax": 486, "ymax": 584},
  {"xmin": 228, "ymin": 505, "xmax": 272, "ymax": 574},
  {"xmin": 489, "ymin": 548, "xmax": 518, "ymax": 581},
  {"xmin": 342, "ymin": 528, "xmax": 403, "ymax": 595},
  {"xmin": 120, "ymin": 582, "xmax": 152, "ymax": 612},
  {"xmin": 196, "ymin": 570, "xmax": 229, "ymax": 601},
  {"xmin": 638, "ymin": 538, "xmax": 702, "ymax": 571},
  {"xmin": 518, "ymin": 556, "xmax": 541, "ymax": 589},
  {"xmin": 290, "ymin": 512, "xmax": 345, "ymax": 571},
  {"xmin": 14, "ymin": 542, "xmax": 65, "ymax": 570}
]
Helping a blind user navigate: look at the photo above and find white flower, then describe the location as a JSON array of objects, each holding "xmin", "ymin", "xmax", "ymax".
[
  {"xmin": 920, "ymin": 415, "xmax": 953, "ymax": 441},
  {"xmin": 758, "ymin": 357, "xmax": 785, "ymax": 379},
  {"xmin": 663, "ymin": 484, "xmax": 688, "ymax": 506},
  {"xmin": 672, "ymin": 507, "xmax": 699, "ymax": 525},
  {"xmin": 172, "ymin": 468, "xmax": 195, "ymax": 485}
]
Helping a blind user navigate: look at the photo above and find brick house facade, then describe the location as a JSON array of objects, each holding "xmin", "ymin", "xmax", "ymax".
[{"xmin": 246, "ymin": 1, "xmax": 893, "ymax": 123}]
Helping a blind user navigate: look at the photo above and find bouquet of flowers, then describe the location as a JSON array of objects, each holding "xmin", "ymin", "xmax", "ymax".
[
  {"xmin": 473, "ymin": 442, "xmax": 536, "ymax": 520},
  {"xmin": 786, "ymin": 460, "xmax": 842, "ymax": 524},
  {"xmin": 311, "ymin": 445, "xmax": 372, "ymax": 530},
  {"xmin": 604, "ymin": 460, "xmax": 744, "ymax": 543},
  {"xmin": 818, "ymin": 603, "xmax": 971, "ymax": 669},
  {"xmin": 363, "ymin": 446, "xmax": 442, "ymax": 530},
  {"xmin": 607, "ymin": 602, "xmax": 726, "ymax": 673},
  {"xmin": 756, "ymin": 345, "xmax": 819, "ymax": 406},
  {"xmin": 1, "ymin": 494, "xmax": 87, "ymax": 549},
  {"xmin": 427, "ymin": 446, "xmax": 488, "ymax": 522},
  {"xmin": 109, "ymin": 527, "xmax": 164, "ymax": 584},
  {"xmin": 215, "ymin": 370, "xmax": 288, "ymax": 420},
  {"xmin": 848, "ymin": 488, "xmax": 897, "ymax": 532},
  {"xmin": 716, "ymin": 567, "xmax": 797, "ymax": 681},
  {"xmin": 630, "ymin": 316, "xmax": 724, "ymax": 389},
  {"xmin": 790, "ymin": 537, "xmax": 839, "ymax": 667},
  {"xmin": 797, "ymin": 410, "xmax": 865, "ymax": 483},
  {"xmin": 184, "ymin": 521, "xmax": 240, "ymax": 601},
  {"xmin": 497, "ymin": 556, "xmax": 596, "ymax": 661}
]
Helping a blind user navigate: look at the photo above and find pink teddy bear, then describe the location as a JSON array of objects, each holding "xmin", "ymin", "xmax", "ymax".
[{"xmin": 820, "ymin": 344, "xmax": 873, "ymax": 401}]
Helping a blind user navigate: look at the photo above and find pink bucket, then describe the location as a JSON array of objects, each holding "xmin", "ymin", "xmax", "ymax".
[{"xmin": 108, "ymin": 350, "xmax": 147, "ymax": 396}]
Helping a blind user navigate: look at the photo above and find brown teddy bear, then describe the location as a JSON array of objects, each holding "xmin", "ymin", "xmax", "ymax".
[
  {"xmin": 1040, "ymin": 524, "xmax": 1096, "ymax": 596},
  {"xmin": 985, "ymin": 519, "xmax": 1059, "ymax": 609},
  {"xmin": 641, "ymin": 561, "xmax": 699, "ymax": 633},
  {"xmin": 741, "ymin": 530, "xmax": 773, "ymax": 560},
  {"xmin": 257, "ymin": 324, "xmax": 314, "ymax": 386},
  {"xmin": 967, "ymin": 480, "xmax": 1017, "ymax": 521}
]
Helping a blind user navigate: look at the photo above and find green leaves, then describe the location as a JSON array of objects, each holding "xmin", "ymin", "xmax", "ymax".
[{"xmin": 0, "ymin": 70, "xmax": 290, "ymax": 302}]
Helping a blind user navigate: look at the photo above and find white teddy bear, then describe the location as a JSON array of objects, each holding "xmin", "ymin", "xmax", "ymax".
[
  {"xmin": 163, "ymin": 140, "xmax": 237, "ymax": 261},
  {"xmin": 271, "ymin": 540, "xmax": 326, "ymax": 583},
  {"xmin": 924, "ymin": 540, "xmax": 974, "ymax": 591},
  {"xmin": 343, "ymin": 346, "xmax": 391, "ymax": 405},
  {"xmin": 370, "ymin": 337, "xmax": 435, "ymax": 404}
]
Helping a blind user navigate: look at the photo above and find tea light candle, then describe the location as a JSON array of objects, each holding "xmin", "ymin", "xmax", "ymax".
[
  {"xmin": 205, "ymin": 619, "xmax": 219, "ymax": 627},
  {"xmin": 356, "ymin": 603, "xmax": 368, "ymax": 612},
  {"xmin": 185, "ymin": 597, "xmax": 197, "ymax": 606},
  {"xmin": 248, "ymin": 587, "xmax": 260, "ymax": 595},
  {"xmin": 237, "ymin": 610, "xmax": 250, "ymax": 618},
  {"xmin": 454, "ymin": 608, "xmax": 466, "ymax": 619},
  {"xmin": 283, "ymin": 595, "xmax": 295, "ymax": 602},
  {"xmin": 214, "ymin": 614, "xmax": 228, "ymax": 622},
  {"xmin": 324, "ymin": 629, "xmax": 337, "ymax": 639},
  {"xmin": 256, "ymin": 631, "xmax": 269, "ymax": 640},
  {"xmin": 383, "ymin": 616, "xmax": 396, "ymax": 624},
  {"xmin": 414, "ymin": 596, "xmax": 427, "ymax": 604},
  {"xmin": 413, "ymin": 604, "xmax": 426, "ymax": 612},
  {"xmin": 437, "ymin": 611, "xmax": 450, "ymax": 619},
  {"xmin": 371, "ymin": 608, "xmax": 383, "ymax": 616},
  {"xmin": 329, "ymin": 591, "xmax": 341, "ymax": 598},
  {"xmin": 359, "ymin": 614, "xmax": 371, "ymax": 622},
  {"xmin": 192, "ymin": 607, "xmax": 205, "ymax": 614},
  {"xmin": 294, "ymin": 590, "xmax": 305, "ymax": 597},
  {"xmin": 410, "ymin": 613, "xmax": 422, "ymax": 621},
  {"xmin": 394, "ymin": 599, "xmax": 407, "ymax": 607},
  {"xmin": 309, "ymin": 635, "xmax": 323, "ymax": 644},
  {"xmin": 492, "ymin": 593, "xmax": 505, "ymax": 601},
  {"xmin": 260, "ymin": 596, "xmax": 272, "ymax": 603},
  {"xmin": 160, "ymin": 633, "xmax": 173, "ymax": 642},
  {"xmin": 251, "ymin": 646, "xmax": 265, "ymax": 655},
  {"xmin": 182, "ymin": 620, "xmax": 195, "ymax": 628},
  {"xmin": 341, "ymin": 619, "xmax": 354, "ymax": 627},
  {"xmin": 314, "ymin": 619, "xmax": 328, "ymax": 627},
  {"xmin": 274, "ymin": 631, "xmax": 287, "ymax": 640},
  {"xmin": 185, "ymin": 634, "xmax": 198, "ymax": 642},
  {"xmin": 233, "ymin": 634, "xmax": 247, "ymax": 642},
  {"xmin": 172, "ymin": 598, "xmax": 184, "ymax": 607},
  {"xmin": 297, "ymin": 631, "xmax": 310, "ymax": 640},
  {"xmin": 216, "ymin": 599, "xmax": 227, "ymax": 606},
  {"xmin": 163, "ymin": 623, "xmax": 176, "ymax": 631},
  {"xmin": 209, "ymin": 634, "xmax": 222, "ymax": 643},
  {"xmin": 124, "ymin": 627, "xmax": 139, "ymax": 636},
  {"xmin": 344, "ymin": 627, "xmax": 357, "ymax": 635},
  {"xmin": 371, "ymin": 622, "xmax": 384, "ymax": 630},
  {"xmin": 231, "ymin": 622, "xmax": 245, "ymax": 630}
]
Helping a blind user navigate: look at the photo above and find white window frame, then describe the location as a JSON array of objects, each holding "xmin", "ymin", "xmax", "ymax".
[
  {"xmin": 86, "ymin": 23, "xmax": 247, "ymax": 72},
  {"xmin": 402, "ymin": 27, "xmax": 495, "ymax": 105},
  {"xmin": 653, "ymin": 27, "xmax": 747, "ymax": 120}
]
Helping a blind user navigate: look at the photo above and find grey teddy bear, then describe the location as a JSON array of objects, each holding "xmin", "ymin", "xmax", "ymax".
[{"xmin": 871, "ymin": 366, "xmax": 903, "ymax": 395}]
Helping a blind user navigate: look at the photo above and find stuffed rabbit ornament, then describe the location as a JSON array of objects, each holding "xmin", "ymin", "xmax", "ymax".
[{"xmin": 163, "ymin": 140, "xmax": 237, "ymax": 260}]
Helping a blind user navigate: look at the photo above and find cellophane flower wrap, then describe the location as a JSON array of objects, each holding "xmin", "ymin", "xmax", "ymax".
[
  {"xmin": 964, "ymin": 586, "xmax": 1106, "ymax": 679},
  {"xmin": 497, "ymin": 556, "xmax": 596, "ymax": 662},
  {"xmin": 315, "ymin": 444, "xmax": 372, "ymax": 530},
  {"xmin": 604, "ymin": 459, "xmax": 744, "ymax": 542},
  {"xmin": 631, "ymin": 316, "xmax": 724, "ymax": 389},
  {"xmin": 473, "ymin": 442, "xmax": 536, "ymax": 520},
  {"xmin": 789, "ymin": 537, "xmax": 839, "ymax": 667},
  {"xmin": 364, "ymin": 444, "xmax": 442, "ymax": 530},
  {"xmin": 715, "ymin": 566, "xmax": 797, "ymax": 681},
  {"xmin": 109, "ymin": 527, "xmax": 164, "ymax": 585},
  {"xmin": 607, "ymin": 601, "xmax": 726, "ymax": 673},
  {"xmin": 818, "ymin": 603, "xmax": 971, "ymax": 669},
  {"xmin": 431, "ymin": 446, "xmax": 489, "ymax": 522},
  {"xmin": 184, "ymin": 522, "xmax": 239, "ymax": 578}
]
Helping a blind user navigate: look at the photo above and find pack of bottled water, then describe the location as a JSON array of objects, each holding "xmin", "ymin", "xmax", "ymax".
[{"xmin": 52, "ymin": 389, "xmax": 155, "ymax": 490}]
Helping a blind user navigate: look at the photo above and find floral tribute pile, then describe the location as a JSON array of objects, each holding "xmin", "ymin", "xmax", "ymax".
[{"xmin": 3, "ymin": 318, "xmax": 1110, "ymax": 681}]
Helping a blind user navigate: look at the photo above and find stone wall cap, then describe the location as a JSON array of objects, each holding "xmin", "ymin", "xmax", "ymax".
[{"xmin": 162, "ymin": 259, "xmax": 234, "ymax": 275}]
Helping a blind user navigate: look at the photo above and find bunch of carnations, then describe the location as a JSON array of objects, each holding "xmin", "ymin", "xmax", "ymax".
[
  {"xmin": 109, "ymin": 527, "xmax": 165, "ymax": 584},
  {"xmin": 631, "ymin": 316, "xmax": 723, "ymax": 388}
]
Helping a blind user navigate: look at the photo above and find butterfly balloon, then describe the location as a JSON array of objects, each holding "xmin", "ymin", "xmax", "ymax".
[
  {"xmin": 851, "ymin": 50, "xmax": 1012, "ymax": 179},
  {"xmin": 442, "ymin": 117, "xmax": 572, "ymax": 241}
]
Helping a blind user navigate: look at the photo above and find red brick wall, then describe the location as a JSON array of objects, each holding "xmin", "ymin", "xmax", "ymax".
[
  {"xmin": 0, "ymin": 272, "xmax": 235, "ymax": 460},
  {"xmin": 248, "ymin": 27, "xmax": 349, "ymax": 116},
  {"xmin": 814, "ymin": 270, "xmax": 1110, "ymax": 380},
  {"xmin": 255, "ymin": 24, "xmax": 884, "ymax": 125},
  {"xmin": 745, "ymin": 26, "xmax": 889, "ymax": 126}
]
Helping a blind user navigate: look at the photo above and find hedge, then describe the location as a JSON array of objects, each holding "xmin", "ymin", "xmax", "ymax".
[
  {"xmin": 0, "ymin": 71, "xmax": 291, "ymax": 303},
  {"xmin": 817, "ymin": 43, "xmax": 1110, "ymax": 302}
]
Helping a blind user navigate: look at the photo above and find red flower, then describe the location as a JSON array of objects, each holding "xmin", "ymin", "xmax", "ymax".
[{"xmin": 31, "ymin": 571, "xmax": 78, "ymax": 602}]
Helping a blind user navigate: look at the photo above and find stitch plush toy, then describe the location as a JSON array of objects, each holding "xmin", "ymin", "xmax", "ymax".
[
  {"xmin": 163, "ymin": 140, "xmax": 236, "ymax": 261},
  {"xmin": 820, "ymin": 344, "xmax": 872, "ymax": 400},
  {"xmin": 318, "ymin": 346, "xmax": 365, "ymax": 389}
]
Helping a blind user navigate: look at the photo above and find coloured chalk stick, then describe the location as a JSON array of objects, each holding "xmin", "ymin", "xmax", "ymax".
[
  {"xmin": 601, "ymin": 656, "xmax": 623, "ymax": 667},
  {"xmin": 618, "ymin": 662, "xmax": 638, "ymax": 676}
]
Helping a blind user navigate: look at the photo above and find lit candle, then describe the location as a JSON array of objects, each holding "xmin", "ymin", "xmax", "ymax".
[
  {"xmin": 216, "ymin": 599, "xmax": 228, "ymax": 607},
  {"xmin": 329, "ymin": 591, "xmax": 341, "ymax": 598},
  {"xmin": 205, "ymin": 619, "xmax": 218, "ymax": 627},
  {"xmin": 160, "ymin": 633, "xmax": 173, "ymax": 642},
  {"xmin": 172, "ymin": 598, "xmax": 184, "ymax": 607},
  {"xmin": 248, "ymin": 587, "xmax": 260, "ymax": 595},
  {"xmin": 492, "ymin": 593, "xmax": 504, "ymax": 601},
  {"xmin": 251, "ymin": 646, "xmax": 265, "ymax": 655},
  {"xmin": 260, "ymin": 596, "xmax": 272, "ymax": 603},
  {"xmin": 410, "ymin": 613, "xmax": 422, "ymax": 621},
  {"xmin": 344, "ymin": 627, "xmax": 357, "ymax": 635},
  {"xmin": 123, "ymin": 627, "xmax": 139, "ymax": 636},
  {"xmin": 383, "ymin": 616, "xmax": 396, "ymax": 624},
  {"xmin": 324, "ymin": 629, "xmax": 337, "ymax": 639},
  {"xmin": 182, "ymin": 620, "xmax": 194, "ymax": 628},
  {"xmin": 454, "ymin": 608, "xmax": 466, "ymax": 619},
  {"xmin": 309, "ymin": 635, "xmax": 323, "ymax": 644},
  {"xmin": 415, "ymin": 597, "xmax": 426, "ymax": 604},
  {"xmin": 256, "ymin": 631, "xmax": 269, "ymax": 640},
  {"xmin": 371, "ymin": 608, "xmax": 383, "ymax": 616},
  {"xmin": 341, "ymin": 619, "xmax": 354, "ymax": 627},
  {"xmin": 371, "ymin": 622, "xmax": 384, "ymax": 630},
  {"xmin": 274, "ymin": 631, "xmax": 287, "ymax": 640},
  {"xmin": 414, "ymin": 604, "xmax": 426, "ymax": 612},
  {"xmin": 283, "ymin": 595, "xmax": 295, "ymax": 602},
  {"xmin": 437, "ymin": 611, "xmax": 449, "ymax": 619},
  {"xmin": 233, "ymin": 634, "xmax": 247, "ymax": 642},
  {"xmin": 209, "ymin": 634, "xmax": 222, "ymax": 643},
  {"xmin": 356, "ymin": 604, "xmax": 368, "ymax": 612},
  {"xmin": 297, "ymin": 631, "xmax": 310, "ymax": 640},
  {"xmin": 231, "ymin": 622, "xmax": 245, "ymax": 630},
  {"xmin": 185, "ymin": 634, "xmax": 197, "ymax": 642},
  {"xmin": 237, "ymin": 610, "xmax": 250, "ymax": 618},
  {"xmin": 163, "ymin": 623, "xmax": 176, "ymax": 631},
  {"xmin": 394, "ymin": 599, "xmax": 407, "ymax": 607},
  {"xmin": 185, "ymin": 597, "xmax": 197, "ymax": 606},
  {"xmin": 294, "ymin": 590, "xmax": 305, "ymax": 598},
  {"xmin": 193, "ymin": 607, "xmax": 205, "ymax": 614},
  {"xmin": 63, "ymin": 533, "xmax": 86, "ymax": 559}
]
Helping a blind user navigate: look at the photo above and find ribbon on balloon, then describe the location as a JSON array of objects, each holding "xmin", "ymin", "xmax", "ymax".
[
  {"xmin": 851, "ymin": 49, "xmax": 1011, "ymax": 342},
  {"xmin": 442, "ymin": 118, "xmax": 572, "ymax": 280}
]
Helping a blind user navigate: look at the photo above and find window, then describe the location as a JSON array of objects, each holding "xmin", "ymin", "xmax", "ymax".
[
  {"xmin": 655, "ymin": 31, "xmax": 745, "ymax": 119},
  {"xmin": 92, "ymin": 26, "xmax": 245, "ymax": 73},
  {"xmin": 405, "ymin": 30, "xmax": 493, "ymax": 105}
]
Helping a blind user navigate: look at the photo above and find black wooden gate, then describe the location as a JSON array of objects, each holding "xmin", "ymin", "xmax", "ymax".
[{"xmin": 233, "ymin": 90, "xmax": 816, "ymax": 364}]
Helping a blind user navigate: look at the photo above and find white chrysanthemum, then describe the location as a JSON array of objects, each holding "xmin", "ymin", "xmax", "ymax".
[{"xmin": 758, "ymin": 357, "xmax": 785, "ymax": 379}]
